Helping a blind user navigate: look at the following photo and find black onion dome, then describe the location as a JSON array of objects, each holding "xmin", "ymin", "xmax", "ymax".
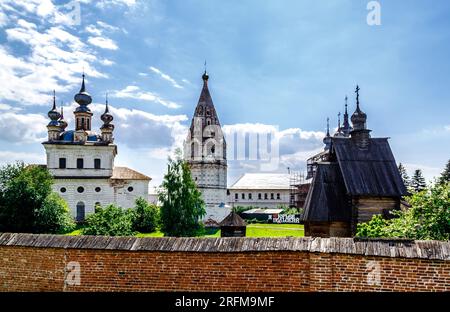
[
  {"xmin": 74, "ymin": 74, "xmax": 92, "ymax": 106},
  {"xmin": 351, "ymin": 85, "xmax": 367, "ymax": 130},
  {"xmin": 202, "ymin": 70, "xmax": 209, "ymax": 81},
  {"xmin": 48, "ymin": 90, "xmax": 61, "ymax": 125},
  {"xmin": 100, "ymin": 98, "xmax": 114, "ymax": 130},
  {"xmin": 59, "ymin": 106, "xmax": 68, "ymax": 130}
]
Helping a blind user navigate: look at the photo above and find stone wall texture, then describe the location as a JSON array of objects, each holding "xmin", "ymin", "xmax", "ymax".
[{"xmin": 0, "ymin": 233, "xmax": 448, "ymax": 292}]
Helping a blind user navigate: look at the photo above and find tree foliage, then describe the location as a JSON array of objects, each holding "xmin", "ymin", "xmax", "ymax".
[
  {"xmin": 438, "ymin": 159, "xmax": 450, "ymax": 185},
  {"xmin": 398, "ymin": 163, "xmax": 410, "ymax": 189},
  {"xmin": 410, "ymin": 169, "xmax": 427, "ymax": 193},
  {"xmin": 357, "ymin": 182, "xmax": 450, "ymax": 240},
  {"xmin": 83, "ymin": 204, "xmax": 135, "ymax": 236},
  {"xmin": 158, "ymin": 150, "xmax": 205, "ymax": 237},
  {"xmin": 0, "ymin": 162, "xmax": 74, "ymax": 234},
  {"xmin": 132, "ymin": 197, "xmax": 159, "ymax": 233}
]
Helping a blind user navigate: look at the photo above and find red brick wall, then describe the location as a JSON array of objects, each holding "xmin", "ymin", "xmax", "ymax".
[{"xmin": 0, "ymin": 244, "xmax": 448, "ymax": 292}]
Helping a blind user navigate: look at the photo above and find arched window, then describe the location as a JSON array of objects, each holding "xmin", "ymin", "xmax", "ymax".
[{"xmin": 76, "ymin": 202, "xmax": 85, "ymax": 222}]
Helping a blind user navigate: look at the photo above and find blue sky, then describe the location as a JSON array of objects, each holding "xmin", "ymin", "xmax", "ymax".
[{"xmin": 0, "ymin": 0, "xmax": 449, "ymax": 187}]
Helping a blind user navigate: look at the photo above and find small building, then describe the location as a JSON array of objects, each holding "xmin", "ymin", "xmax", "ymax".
[
  {"xmin": 302, "ymin": 87, "xmax": 408, "ymax": 237},
  {"xmin": 241, "ymin": 208, "xmax": 283, "ymax": 222},
  {"xmin": 228, "ymin": 173, "xmax": 291, "ymax": 208},
  {"xmin": 220, "ymin": 212, "xmax": 247, "ymax": 237}
]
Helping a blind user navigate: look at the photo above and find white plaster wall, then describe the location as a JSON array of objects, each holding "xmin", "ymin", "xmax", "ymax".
[
  {"xmin": 54, "ymin": 178, "xmax": 149, "ymax": 218},
  {"xmin": 44, "ymin": 144, "xmax": 116, "ymax": 178},
  {"xmin": 228, "ymin": 189, "xmax": 291, "ymax": 209}
]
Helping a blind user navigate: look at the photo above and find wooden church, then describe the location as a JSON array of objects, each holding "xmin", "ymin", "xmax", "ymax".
[{"xmin": 302, "ymin": 86, "xmax": 408, "ymax": 237}]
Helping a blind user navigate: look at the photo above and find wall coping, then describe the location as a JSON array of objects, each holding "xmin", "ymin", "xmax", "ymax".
[{"xmin": 0, "ymin": 233, "xmax": 448, "ymax": 260}]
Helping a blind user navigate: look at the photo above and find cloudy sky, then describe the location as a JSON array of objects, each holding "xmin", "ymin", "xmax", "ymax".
[{"xmin": 0, "ymin": 0, "xmax": 449, "ymax": 188}]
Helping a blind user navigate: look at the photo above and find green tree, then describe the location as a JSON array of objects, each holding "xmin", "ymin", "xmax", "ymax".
[
  {"xmin": 438, "ymin": 159, "xmax": 450, "ymax": 185},
  {"xmin": 83, "ymin": 204, "xmax": 135, "ymax": 236},
  {"xmin": 158, "ymin": 150, "xmax": 205, "ymax": 237},
  {"xmin": 34, "ymin": 193, "xmax": 75, "ymax": 234},
  {"xmin": 0, "ymin": 163, "xmax": 74, "ymax": 233},
  {"xmin": 356, "ymin": 182, "xmax": 450, "ymax": 240},
  {"xmin": 410, "ymin": 169, "xmax": 427, "ymax": 192},
  {"xmin": 398, "ymin": 163, "xmax": 410, "ymax": 189},
  {"xmin": 132, "ymin": 197, "xmax": 159, "ymax": 233}
]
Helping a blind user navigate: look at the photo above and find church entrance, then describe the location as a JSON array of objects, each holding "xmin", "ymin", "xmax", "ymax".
[{"xmin": 76, "ymin": 202, "xmax": 85, "ymax": 222}]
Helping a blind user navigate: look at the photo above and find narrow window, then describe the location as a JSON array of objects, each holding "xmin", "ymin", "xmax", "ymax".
[
  {"xmin": 258, "ymin": 193, "xmax": 262, "ymax": 200},
  {"xmin": 264, "ymin": 193, "xmax": 268, "ymax": 200},
  {"xmin": 86, "ymin": 118, "xmax": 90, "ymax": 130},
  {"xmin": 77, "ymin": 158, "xmax": 83, "ymax": 169},
  {"xmin": 94, "ymin": 158, "xmax": 101, "ymax": 169},
  {"xmin": 248, "ymin": 193, "xmax": 252, "ymax": 200},
  {"xmin": 242, "ymin": 193, "xmax": 245, "ymax": 200},
  {"xmin": 59, "ymin": 158, "xmax": 66, "ymax": 169},
  {"xmin": 277, "ymin": 193, "xmax": 281, "ymax": 200},
  {"xmin": 271, "ymin": 193, "xmax": 274, "ymax": 200},
  {"xmin": 76, "ymin": 202, "xmax": 85, "ymax": 222},
  {"xmin": 235, "ymin": 193, "xmax": 238, "ymax": 200}
]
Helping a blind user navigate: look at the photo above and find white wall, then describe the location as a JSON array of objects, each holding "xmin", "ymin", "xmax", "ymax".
[{"xmin": 228, "ymin": 189, "xmax": 290, "ymax": 209}]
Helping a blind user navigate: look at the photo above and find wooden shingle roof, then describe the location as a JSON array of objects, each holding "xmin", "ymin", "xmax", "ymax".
[
  {"xmin": 332, "ymin": 138, "xmax": 408, "ymax": 197},
  {"xmin": 111, "ymin": 166, "xmax": 151, "ymax": 181},
  {"xmin": 302, "ymin": 163, "xmax": 350, "ymax": 222},
  {"xmin": 219, "ymin": 212, "xmax": 247, "ymax": 227}
]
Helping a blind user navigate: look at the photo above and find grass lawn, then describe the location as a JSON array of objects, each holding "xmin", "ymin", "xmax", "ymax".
[{"xmin": 67, "ymin": 223, "xmax": 304, "ymax": 238}]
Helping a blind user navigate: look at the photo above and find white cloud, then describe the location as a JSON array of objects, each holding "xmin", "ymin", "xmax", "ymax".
[
  {"xmin": 0, "ymin": 112, "xmax": 47, "ymax": 143},
  {"xmin": 0, "ymin": 151, "xmax": 45, "ymax": 166},
  {"xmin": 99, "ymin": 59, "xmax": 115, "ymax": 66},
  {"xmin": 0, "ymin": 9, "xmax": 105, "ymax": 106},
  {"xmin": 150, "ymin": 66, "xmax": 183, "ymax": 89},
  {"xmin": 0, "ymin": 9, "xmax": 9, "ymax": 27},
  {"xmin": 111, "ymin": 86, "xmax": 181, "ymax": 109},
  {"xmin": 87, "ymin": 36, "xmax": 119, "ymax": 50},
  {"xmin": 96, "ymin": 0, "xmax": 137, "ymax": 9},
  {"xmin": 403, "ymin": 163, "xmax": 442, "ymax": 183},
  {"xmin": 85, "ymin": 24, "xmax": 102, "ymax": 36},
  {"xmin": 0, "ymin": 103, "xmax": 21, "ymax": 112}
]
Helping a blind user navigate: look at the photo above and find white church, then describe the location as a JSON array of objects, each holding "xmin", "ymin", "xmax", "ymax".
[{"xmin": 43, "ymin": 74, "xmax": 151, "ymax": 221}]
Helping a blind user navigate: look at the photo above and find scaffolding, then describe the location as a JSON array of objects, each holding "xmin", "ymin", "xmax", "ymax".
[{"xmin": 289, "ymin": 171, "xmax": 305, "ymax": 209}]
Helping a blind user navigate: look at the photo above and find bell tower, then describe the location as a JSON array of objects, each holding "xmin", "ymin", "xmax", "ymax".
[{"xmin": 184, "ymin": 70, "xmax": 227, "ymax": 207}]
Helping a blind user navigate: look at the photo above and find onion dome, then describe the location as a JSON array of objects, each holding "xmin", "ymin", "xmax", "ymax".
[
  {"xmin": 334, "ymin": 112, "xmax": 345, "ymax": 137},
  {"xmin": 74, "ymin": 74, "xmax": 92, "ymax": 112},
  {"xmin": 58, "ymin": 105, "xmax": 68, "ymax": 131},
  {"xmin": 100, "ymin": 94, "xmax": 114, "ymax": 130},
  {"xmin": 351, "ymin": 85, "xmax": 367, "ymax": 130},
  {"xmin": 47, "ymin": 90, "xmax": 61, "ymax": 126},
  {"xmin": 202, "ymin": 70, "xmax": 209, "ymax": 82}
]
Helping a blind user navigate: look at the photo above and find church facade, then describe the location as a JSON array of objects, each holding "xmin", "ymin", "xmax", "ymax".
[
  {"xmin": 42, "ymin": 75, "xmax": 150, "ymax": 221},
  {"xmin": 184, "ymin": 71, "xmax": 228, "ymax": 220}
]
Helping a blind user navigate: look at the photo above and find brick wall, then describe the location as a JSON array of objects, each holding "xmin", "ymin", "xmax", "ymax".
[{"xmin": 0, "ymin": 234, "xmax": 448, "ymax": 292}]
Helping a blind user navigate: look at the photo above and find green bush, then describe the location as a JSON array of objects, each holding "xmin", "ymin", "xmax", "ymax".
[
  {"xmin": 0, "ymin": 163, "xmax": 74, "ymax": 234},
  {"xmin": 34, "ymin": 193, "xmax": 75, "ymax": 234},
  {"xmin": 357, "ymin": 182, "xmax": 450, "ymax": 240},
  {"xmin": 132, "ymin": 197, "xmax": 159, "ymax": 233},
  {"xmin": 83, "ymin": 204, "xmax": 135, "ymax": 236}
]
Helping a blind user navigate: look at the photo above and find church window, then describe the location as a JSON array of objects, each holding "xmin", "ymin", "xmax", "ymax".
[
  {"xmin": 60, "ymin": 187, "xmax": 66, "ymax": 193},
  {"xmin": 95, "ymin": 187, "xmax": 101, "ymax": 193},
  {"xmin": 77, "ymin": 158, "xmax": 84, "ymax": 169},
  {"xmin": 277, "ymin": 193, "xmax": 281, "ymax": 200},
  {"xmin": 77, "ymin": 186, "xmax": 84, "ymax": 193},
  {"xmin": 235, "ymin": 193, "xmax": 238, "ymax": 200},
  {"xmin": 241, "ymin": 193, "xmax": 245, "ymax": 200},
  {"xmin": 86, "ymin": 118, "xmax": 90, "ymax": 130},
  {"xmin": 264, "ymin": 193, "xmax": 268, "ymax": 200},
  {"xmin": 81, "ymin": 118, "xmax": 85, "ymax": 129},
  {"xmin": 76, "ymin": 202, "xmax": 85, "ymax": 222},
  {"xmin": 94, "ymin": 158, "xmax": 101, "ymax": 169},
  {"xmin": 59, "ymin": 158, "xmax": 66, "ymax": 169},
  {"xmin": 248, "ymin": 193, "xmax": 252, "ymax": 200},
  {"xmin": 206, "ymin": 110, "xmax": 211, "ymax": 116},
  {"xmin": 270, "ymin": 193, "xmax": 274, "ymax": 200},
  {"xmin": 127, "ymin": 186, "xmax": 134, "ymax": 192},
  {"xmin": 210, "ymin": 145, "xmax": 215, "ymax": 155},
  {"xmin": 258, "ymin": 193, "xmax": 262, "ymax": 200}
]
